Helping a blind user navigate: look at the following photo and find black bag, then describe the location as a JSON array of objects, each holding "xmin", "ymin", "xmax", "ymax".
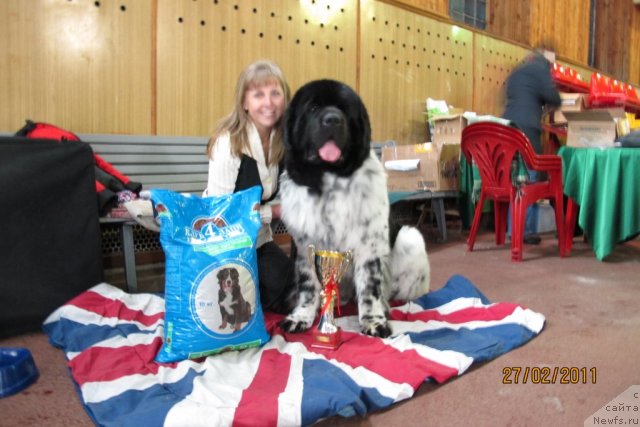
[
  {"xmin": 0, "ymin": 136, "xmax": 104, "ymax": 338},
  {"xmin": 16, "ymin": 120, "xmax": 142, "ymax": 214}
]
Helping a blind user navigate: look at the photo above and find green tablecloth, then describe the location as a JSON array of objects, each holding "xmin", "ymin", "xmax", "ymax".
[
  {"xmin": 459, "ymin": 155, "xmax": 478, "ymax": 229},
  {"xmin": 460, "ymin": 155, "xmax": 495, "ymax": 229},
  {"xmin": 558, "ymin": 146, "xmax": 640, "ymax": 260}
]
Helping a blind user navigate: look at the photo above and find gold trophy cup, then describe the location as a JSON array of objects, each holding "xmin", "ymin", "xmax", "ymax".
[{"xmin": 308, "ymin": 245, "xmax": 353, "ymax": 350}]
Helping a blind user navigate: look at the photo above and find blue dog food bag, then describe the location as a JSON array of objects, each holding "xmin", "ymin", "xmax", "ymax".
[{"xmin": 150, "ymin": 186, "xmax": 270, "ymax": 363}]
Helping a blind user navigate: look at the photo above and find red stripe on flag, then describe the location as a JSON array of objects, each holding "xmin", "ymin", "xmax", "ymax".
[
  {"xmin": 233, "ymin": 349, "xmax": 292, "ymax": 427},
  {"xmin": 68, "ymin": 290, "xmax": 164, "ymax": 327},
  {"xmin": 332, "ymin": 332, "xmax": 458, "ymax": 385},
  {"xmin": 69, "ymin": 337, "xmax": 173, "ymax": 386},
  {"xmin": 268, "ymin": 320, "xmax": 457, "ymax": 387},
  {"xmin": 389, "ymin": 302, "xmax": 520, "ymax": 324}
]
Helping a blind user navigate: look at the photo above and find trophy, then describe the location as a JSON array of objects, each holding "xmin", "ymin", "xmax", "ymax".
[{"xmin": 308, "ymin": 245, "xmax": 353, "ymax": 350}]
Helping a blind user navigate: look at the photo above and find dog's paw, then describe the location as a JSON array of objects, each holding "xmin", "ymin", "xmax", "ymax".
[
  {"xmin": 280, "ymin": 315, "xmax": 313, "ymax": 333},
  {"xmin": 360, "ymin": 320, "xmax": 392, "ymax": 338}
]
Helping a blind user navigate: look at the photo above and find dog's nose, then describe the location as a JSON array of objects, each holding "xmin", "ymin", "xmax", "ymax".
[{"xmin": 322, "ymin": 111, "xmax": 343, "ymax": 127}]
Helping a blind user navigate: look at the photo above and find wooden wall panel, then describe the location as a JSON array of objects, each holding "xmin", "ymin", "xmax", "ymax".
[
  {"xmin": 0, "ymin": 0, "xmax": 152, "ymax": 134},
  {"xmin": 631, "ymin": 6, "xmax": 640, "ymax": 85},
  {"xmin": 593, "ymin": 0, "xmax": 634, "ymax": 84},
  {"xmin": 360, "ymin": 1, "xmax": 473, "ymax": 143},
  {"xmin": 156, "ymin": 0, "xmax": 357, "ymax": 136},
  {"xmin": 472, "ymin": 35, "xmax": 529, "ymax": 116},
  {"xmin": 1, "ymin": 0, "xmax": 636, "ymax": 136},
  {"xmin": 485, "ymin": 0, "xmax": 530, "ymax": 46},
  {"xmin": 529, "ymin": 0, "xmax": 590, "ymax": 65},
  {"xmin": 387, "ymin": 0, "xmax": 448, "ymax": 17}
]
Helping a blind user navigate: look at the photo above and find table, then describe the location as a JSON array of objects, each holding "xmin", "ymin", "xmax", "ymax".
[
  {"xmin": 558, "ymin": 146, "xmax": 640, "ymax": 260},
  {"xmin": 389, "ymin": 190, "xmax": 459, "ymax": 241}
]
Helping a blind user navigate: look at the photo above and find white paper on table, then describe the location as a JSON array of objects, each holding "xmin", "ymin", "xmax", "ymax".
[{"xmin": 384, "ymin": 159, "xmax": 420, "ymax": 171}]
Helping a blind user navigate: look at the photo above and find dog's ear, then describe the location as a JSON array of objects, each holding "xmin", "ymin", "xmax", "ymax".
[
  {"xmin": 230, "ymin": 268, "xmax": 239, "ymax": 280},
  {"xmin": 217, "ymin": 269, "xmax": 226, "ymax": 281}
]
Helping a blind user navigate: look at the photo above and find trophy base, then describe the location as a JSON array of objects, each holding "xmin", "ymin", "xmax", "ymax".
[{"xmin": 311, "ymin": 328, "xmax": 342, "ymax": 350}]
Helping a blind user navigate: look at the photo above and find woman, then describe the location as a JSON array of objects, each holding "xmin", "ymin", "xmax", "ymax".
[{"xmin": 204, "ymin": 60, "xmax": 293, "ymax": 314}]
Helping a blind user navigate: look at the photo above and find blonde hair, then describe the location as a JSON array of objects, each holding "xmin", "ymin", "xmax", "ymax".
[{"xmin": 206, "ymin": 60, "xmax": 290, "ymax": 166}]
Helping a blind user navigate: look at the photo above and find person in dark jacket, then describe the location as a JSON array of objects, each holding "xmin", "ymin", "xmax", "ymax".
[
  {"xmin": 503, "ymin": 48, "xmax": 562, "ymax": 154},
  {"xmin": 502, "ymin": 47, "xmax": 561, "ymax": 244}
]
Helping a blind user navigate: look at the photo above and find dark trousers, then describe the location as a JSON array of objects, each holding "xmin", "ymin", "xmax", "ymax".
[{"xmin": 257, "ymin": 241, "xmax": 294, "ymax": 314}]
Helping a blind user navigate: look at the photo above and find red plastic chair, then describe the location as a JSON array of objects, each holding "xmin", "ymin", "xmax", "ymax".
[
  {"xmin": 626, "ymin": 84, "xmax": 639, "ymax": 101},
  {"xmin": 461, "ymin": 122, "xmax": 567, "ymax": 261},
  {"xmin": 588, "ymin": 72, "xmax": 626, "ymax": 107},
  {"xmin": 551, "ymin": 63, "xmax": 589, "ymax": 93},
  {"xmin": 624, "ymin": 84, "xmax": 640, "ymax": 110},
  {"xmin": 551, "ymin": 63, "xmax": 564, "ymax": 82},
  {"xmin": 567, "ymin": 68, "xmax": 589, "ymax": 92}
]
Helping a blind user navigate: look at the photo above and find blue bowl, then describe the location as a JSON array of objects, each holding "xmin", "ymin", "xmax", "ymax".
[{"xmin": 0, "ymin": 348, "xmax": 39, "ymax": 398}]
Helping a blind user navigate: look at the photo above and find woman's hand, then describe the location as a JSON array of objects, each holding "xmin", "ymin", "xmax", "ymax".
[{"xmin": 270, "ymin": 203, "xmax": 281, "ymax": 219}]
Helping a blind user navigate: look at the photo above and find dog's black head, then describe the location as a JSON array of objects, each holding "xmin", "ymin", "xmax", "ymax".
[
  {"xmin": 217, "ymin": 268, "xmax": 239, "ymax": 292},
  {"xmin": 283, "ymin": 79, "xmax": 371, "ymax": 192}
]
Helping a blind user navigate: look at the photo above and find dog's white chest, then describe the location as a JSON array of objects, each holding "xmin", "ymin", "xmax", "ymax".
[
  {"xmin": 280, "ymin": 154, "xmax": 389, "ymax": 250},
  {"xmin": 220, "ymin": 292, "xmax": 235, "ymax": 314}
]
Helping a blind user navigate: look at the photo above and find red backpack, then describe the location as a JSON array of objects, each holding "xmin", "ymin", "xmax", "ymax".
[{"xmin": 16, "ymin": 120, "xmax": 142, "ymax": 214}]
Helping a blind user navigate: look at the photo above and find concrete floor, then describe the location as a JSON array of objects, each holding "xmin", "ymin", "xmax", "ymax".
[{"xmin": 1, "ymin": 227, "xmax": 639, "ymax": 427}]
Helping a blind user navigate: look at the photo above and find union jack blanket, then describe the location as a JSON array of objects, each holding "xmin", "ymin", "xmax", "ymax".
[{"xmin": 43, "ymin": 274, "xmax": 545, "ymax": 426}]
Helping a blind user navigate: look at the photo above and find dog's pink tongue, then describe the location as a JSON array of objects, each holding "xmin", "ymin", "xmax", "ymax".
[{"xmin": 318, "ymin": 141, "xmax": 341, "ymax": 162}]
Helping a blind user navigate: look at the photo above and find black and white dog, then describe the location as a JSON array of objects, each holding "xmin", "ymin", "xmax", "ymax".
[
  {"xmin": 217, "ymin": 267, "xmax": 252, "ymax": 331},
  {"xmin": 279, "ymin": 79, "xmax": 430, "ymax": 338}
]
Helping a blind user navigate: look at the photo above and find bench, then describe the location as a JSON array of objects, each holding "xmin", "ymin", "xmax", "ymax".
[
  {"xmin": 88, "ymin": 136, "xmax": 455, "ymax": 292},
  {"xmin": 84, "ymin": 134, "xmax": 292, "ymax": 293},
  {"xmin": 82, "ymin": 134, "xmax": 209, "ymax": 293}
]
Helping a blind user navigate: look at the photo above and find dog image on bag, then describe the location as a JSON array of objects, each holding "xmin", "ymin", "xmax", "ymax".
[
  {"xmin": 217, "ymin": 267, "xmax": 253, "ymax": 331},
  {"xmin": 279, "ymin": 79, "xmax": 431, "ymax": 338}
]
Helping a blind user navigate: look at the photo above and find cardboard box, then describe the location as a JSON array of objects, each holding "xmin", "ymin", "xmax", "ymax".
[
  {"xmin": 627, "ymin": 112, "xmax": 640, "ymax": 130},
  {"xmin": 564, "ymin": 110, "xmax": 623, "ymax": 148},
  {"xmin": 431, "ymin": 113, "xmax": 467, "ymax": 146},
  {"xmin": 553, "ymin": 93, "xmax": 586, "ymax": 124},
  {"xmin": 381, "ymin": 143, "xmax": 460, "ymax": 192}
]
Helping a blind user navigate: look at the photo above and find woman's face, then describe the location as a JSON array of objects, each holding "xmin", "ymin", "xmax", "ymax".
[{"xmin": 243, "ymin": 80, "xmax": 285, "ymax": 136}]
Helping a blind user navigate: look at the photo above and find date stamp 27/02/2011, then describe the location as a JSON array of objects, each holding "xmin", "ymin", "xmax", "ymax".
[{"xmin": 502, "ymin": 366, "xmax": 597, "ymax": 384}]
